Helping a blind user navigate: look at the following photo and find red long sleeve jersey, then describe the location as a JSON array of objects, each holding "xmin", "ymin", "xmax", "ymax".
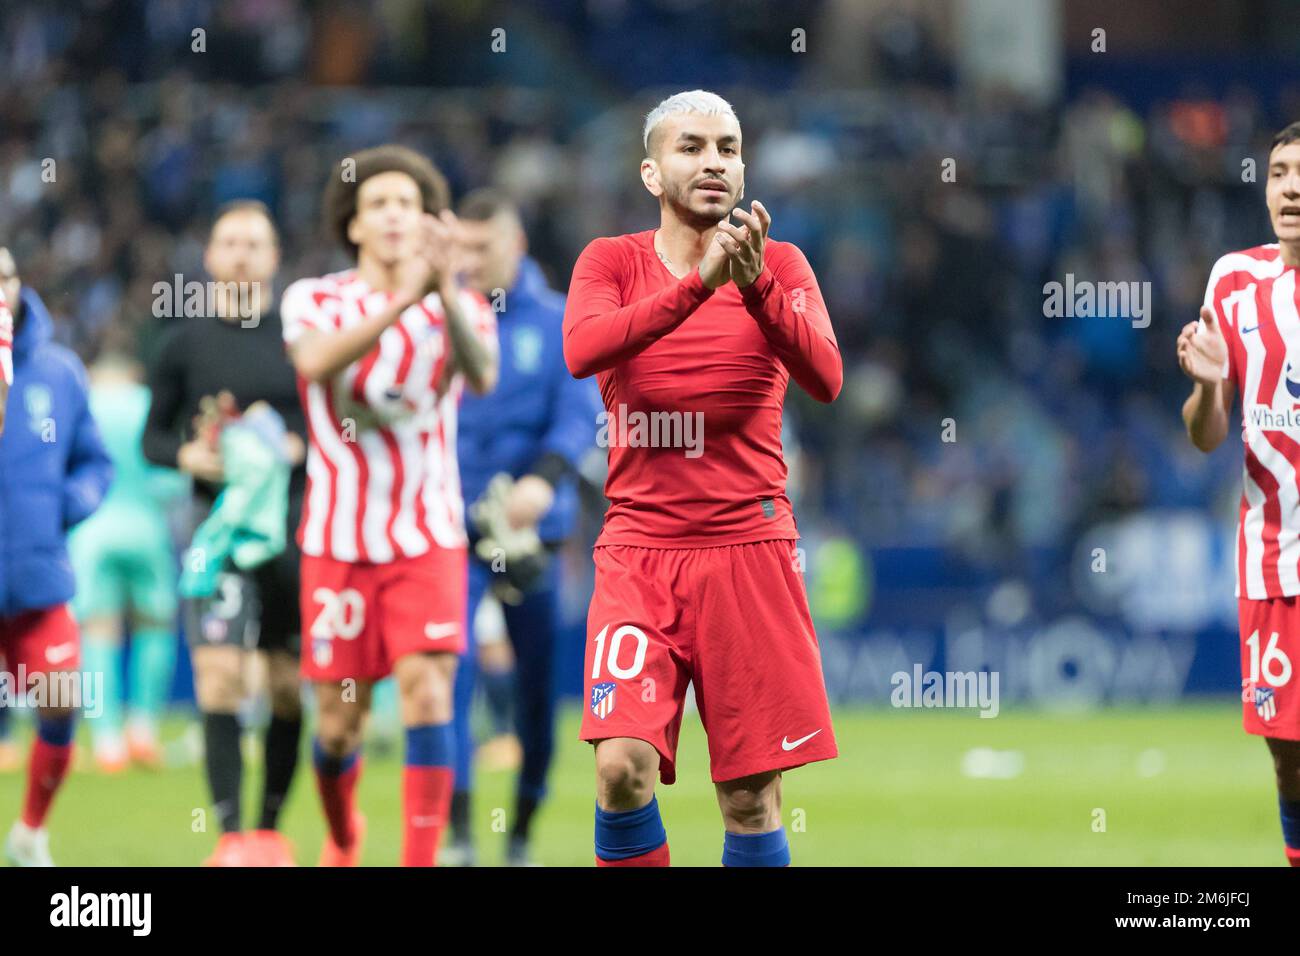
[{"xmin": 564, "ymin": 229, "xmax": 842, "ymax": 547}]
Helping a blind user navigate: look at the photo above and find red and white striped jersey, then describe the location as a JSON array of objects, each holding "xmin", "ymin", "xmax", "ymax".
[
  {"xmin": 0, "ymin": 286, "xmax": 12, "ymax": 386},
  {"xmin": 281, "ymin": 270, "xmax": 497, "ymax": 563},
  {"xmin": 1205, "ymin": 243, "xmax": 1300, "ymax": 598}
]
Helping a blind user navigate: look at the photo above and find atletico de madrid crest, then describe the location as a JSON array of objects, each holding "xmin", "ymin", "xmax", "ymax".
[
  {"xmin": 591, "ymin": 682, "xmax": 616, "ymax": 720},
  {"xmin": 1255, "ymin": 686, "xmax": 1278, "ymax": 721}
]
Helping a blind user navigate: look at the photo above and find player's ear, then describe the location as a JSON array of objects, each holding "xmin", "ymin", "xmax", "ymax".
[
  {"xmin": 640, "ymin": 158, "xmax": 664, "ymax": 198},
  {"xmin": 346, "ymin": 215, "xmax": 362, "ymax": 248}
]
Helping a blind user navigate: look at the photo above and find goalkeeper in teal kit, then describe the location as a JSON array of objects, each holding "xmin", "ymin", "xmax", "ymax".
[{"xmin": 69, "ymin": 349, "xmax": 187, "ymax": 772}]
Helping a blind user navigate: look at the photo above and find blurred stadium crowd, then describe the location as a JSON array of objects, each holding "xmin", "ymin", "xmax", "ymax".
[{"xmin": 0, "ymin": 0, "xmax": 1292, "ymax": 632}]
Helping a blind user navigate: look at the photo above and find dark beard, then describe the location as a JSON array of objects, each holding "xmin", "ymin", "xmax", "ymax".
[{"xmin": 664, "ymin": 179, "xmax": 732, "ymax": 230}]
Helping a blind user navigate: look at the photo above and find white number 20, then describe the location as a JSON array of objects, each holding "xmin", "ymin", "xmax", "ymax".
[
  {"xmin": 311, "ymin": 587, "xmax": 366, "ymax": 640},
  {"xmin": 1247, "ymin": 629, "xmax": 1292, "ymax": 687},
  {"xmin": 591, "ymin": 624, "xmax": 648, "ymax": 680}
]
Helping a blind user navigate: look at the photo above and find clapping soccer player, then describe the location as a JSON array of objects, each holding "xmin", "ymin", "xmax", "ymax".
[
  {"xmin": 282, "ymin": 146, "xmax": 497, "ymax": 866},
  {"xmin": 1179, "ymin": 122, "xmax": 1300, "ymax": 867},
  {"xmin": 564, "ymin": 91, "xmax": 841, "ymax": 867}
]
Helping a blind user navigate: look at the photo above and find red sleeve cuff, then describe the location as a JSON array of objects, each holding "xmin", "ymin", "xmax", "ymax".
[
  {"xmin": 680, "ymin": 267, "xmax": 718, "ymax": 302},
  {"xmin": 737, "ymin": 265, "xmax": 776, "ymax": 303}
]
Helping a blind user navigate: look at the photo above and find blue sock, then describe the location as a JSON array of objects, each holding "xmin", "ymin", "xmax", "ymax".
[
  {"xmin": 312, "ymin": 737, "xmax": 358, "ymax": 776},
  {"xmin": 595, "ymin": 795, "xmax": 667, "ymax": 861},
  {"xmin": 1280, "ymin": 797, "xmax": 1300, "ymax": 848},
  {"xmin": 405, "ymin": 722, "xmax": 453, "ymax": 768},
  {"xmin": 722, "ymin": 827, "xmax": 791, "ymax": 867},
  {"xmin": 36, "ymin": 715, "xmax": 76, "ymax": 747}
]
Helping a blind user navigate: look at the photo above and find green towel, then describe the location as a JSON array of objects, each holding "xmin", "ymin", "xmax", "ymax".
[{"xmin": 179, "ymin": 406, "xmax": 289, "ymax": 599}]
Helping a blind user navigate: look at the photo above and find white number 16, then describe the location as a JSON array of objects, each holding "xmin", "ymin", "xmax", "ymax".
[{"xmin": 1247, "ymin": 629, "xmax": 1293, "ymax": 687}]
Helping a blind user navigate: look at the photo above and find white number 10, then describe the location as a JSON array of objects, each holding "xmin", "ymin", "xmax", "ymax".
[
  {"xmin": 592, "ymin": 624, "xmax": 648, "ymax": 680},
  {"xmin": 1247, "ymin": 630, "xmax": 1292, "ymax": 687}
]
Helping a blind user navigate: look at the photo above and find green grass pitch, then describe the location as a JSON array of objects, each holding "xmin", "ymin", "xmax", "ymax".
[{"xmin": 0, "ymin": 700, "xmax": 1285, "ymax": 866}]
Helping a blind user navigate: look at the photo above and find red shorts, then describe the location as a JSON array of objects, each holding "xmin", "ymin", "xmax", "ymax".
[
  {"xmin": 300, "ymin": 547, "xmax": 467, "ymax": 683},
  {"xmin": 579, "ymin": 539, "xmax": 838, "ymax": 785},
  {"xmin": 0, "ymin": 604, "xmax": 81, "ymax": 677},
  {"xmin": 1239, "ymin": 596, "xmax": 1300, "ymax": 739}
]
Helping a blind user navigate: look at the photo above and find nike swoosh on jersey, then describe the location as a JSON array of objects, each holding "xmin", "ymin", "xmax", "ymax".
[
  {"xmin": 781, "ymin": 729, "xmax": 822, "ymax": 751},
  {"xmin": 44, "ymin": 643, "xmax": 76, "ymax": 665},
  {"xmin": 424, "ymin": 622, "xmax": 460, "ymax": 640}
]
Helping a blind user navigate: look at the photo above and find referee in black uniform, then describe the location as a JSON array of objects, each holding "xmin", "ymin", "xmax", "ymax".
[{"xmin": 142, "ymin": 200, "xmax": 307, "ymax": 867}]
